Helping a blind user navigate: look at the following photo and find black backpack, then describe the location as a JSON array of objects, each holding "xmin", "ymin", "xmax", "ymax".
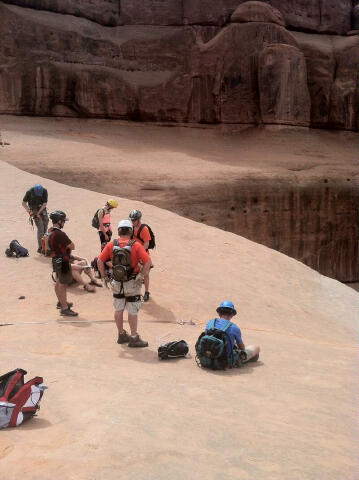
[
  {"xmin": 158, "ymin": 340, "xmax": 189, "ymax": 360},
  {"xmin": 112, "ymin": 239, "xmax": 135, "ymax": 282},
  {"xmin": 195, "ymin": 319, "xmax": 233, "ymax": 370},
  {"xmin": 5, "ymin": 240, "xmax": 29, "ymax": 258},
  {"xmin": 137, "ymin": 224, "xmax": 156, "ymax": 250},
  {"xmin": 91, "ymin": 208, "xmax": 104, "ymax": 229}
]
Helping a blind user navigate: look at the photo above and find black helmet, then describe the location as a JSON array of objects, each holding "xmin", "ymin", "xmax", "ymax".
[
  {"xmin": 49, "ymin": 210, "xmax": 68, "ymax": 224},
  {"xmin": 129, "ymin": 209, "xmax": 142, "ymax": 221}
]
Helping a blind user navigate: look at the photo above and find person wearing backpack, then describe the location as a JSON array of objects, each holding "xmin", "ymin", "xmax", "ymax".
[
  {"xmin": 49, "ymin": 210, "xmax": 78, "ymax": 317},
  {"xmin": 196, "ymin": 301, "xmax": 260, "ymax": 369},
  {"xmin": 129, "ymin": 209, "xmax": 155, "ymax": 302},
  {"xmin": 22, "ymin": 184, "xmax": 49, "ymax": 253},
  {"xmin": 92, "ymin": 199, "xmax": 118, "ymax": 249},
  {"xmin": 97, "ymin": 219, "xmax": 151, "ymax": 348}
]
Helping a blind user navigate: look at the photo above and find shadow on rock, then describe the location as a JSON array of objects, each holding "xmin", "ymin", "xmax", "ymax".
[
  {"xmin": 199, "ymin": 360, "xmax": 264, "ymax": 377},
  {"xmin": 19, "ymin": 417, "xmax": 52, "ymax": 430},
  {"xmin": 118, "ymin": 346, "xmax": 159, "ymax": 364},
  {"xmin": 141, "ymin": 298, "xmax": 177, "ymax": 323}
]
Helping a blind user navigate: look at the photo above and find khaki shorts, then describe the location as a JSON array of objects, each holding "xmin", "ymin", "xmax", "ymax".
[{"xmin": 112, "ymin": 279, "xmax": 142, "ymax": 315}]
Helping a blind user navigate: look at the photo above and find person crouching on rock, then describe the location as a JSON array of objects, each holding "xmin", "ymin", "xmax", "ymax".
[
  {"xmin": 97, "ymin": 219, "xmax": 151, "ymax": 348},
  {"xmin": 209, "ymin": 301, "xmax": 260, "ymax": 367},
  {"xmin": 49, "ymin": 210, "xmax": 78, "ymax": 317}
]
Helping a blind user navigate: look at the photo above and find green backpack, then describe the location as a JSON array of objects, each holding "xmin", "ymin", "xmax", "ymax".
[
  {"xmin": 91, "ymin": 208, "xmax": 104, "ymax": 229},
  {"xmin": 112, "ymin": 239, "xmax": 135, "ymax": 282}
]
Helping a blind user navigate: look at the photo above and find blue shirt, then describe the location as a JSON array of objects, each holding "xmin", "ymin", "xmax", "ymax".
[{"xmin": 205, "ymin": 318, "xmax": 242, "ymax": 356}]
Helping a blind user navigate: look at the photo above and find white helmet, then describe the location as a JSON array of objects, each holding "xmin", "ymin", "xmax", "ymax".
[{"xmin": 118, "ymin": 219, "xmax": 133, "ymax": 230}]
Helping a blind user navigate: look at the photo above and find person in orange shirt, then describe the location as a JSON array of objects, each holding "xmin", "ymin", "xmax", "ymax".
[
  {"xmin": 97, "ymin": 219, "xmax": 151, "ymax": 348},
  {"xmin": 129, "ymin": 209, "xmax": 152, "ymax": 302}
]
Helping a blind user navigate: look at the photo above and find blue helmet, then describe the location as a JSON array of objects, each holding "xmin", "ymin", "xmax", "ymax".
[
  {"xmin": 216, "ymin": 300, "xmax": 237, "ymax": 316},
  {"xmin": 33, "ymin": 184, "xmax": 44, "ymax": 196}
]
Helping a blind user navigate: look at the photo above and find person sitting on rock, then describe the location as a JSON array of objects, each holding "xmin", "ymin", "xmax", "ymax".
[
  {"xmin": 22, "ymin": 184, "xmax": 49, "ymax": 253},
  {"xmin": 206, "ymin": 301, "xmax": 260, "ymax": 368},
  {"xmin": 70, "ymin": 255, "xmax": 103, "ymax": 292},
  {"xmin": 97, "ymin": 219, "xmax": 151, "ymax": 348}
]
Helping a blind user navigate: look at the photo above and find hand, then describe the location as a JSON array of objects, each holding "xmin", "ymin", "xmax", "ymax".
[
  {"xmin": 135, "ymin": 273, "xmax": 144, "ymax": 286},
  {"xmin": 29, "ymin": 211, "xmax": 34, "ymax": 217}
]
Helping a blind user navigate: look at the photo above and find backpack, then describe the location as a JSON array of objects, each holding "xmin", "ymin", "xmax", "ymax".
[
  {"xmin": 0, "ymin": 368, "xmax": 47, "ymax": 429},
  {"xmin": 41, "ymin": 227, "xmax": 58, "ymax": 257},
  {"xmin": 158, "ymin": 340, "xmax": 189, "ymax": 360},
  {"xmin": 195, "ymin": 319, "xmax": 233, "ymax": 370},
  {"xmin": 5, "ymin": 240, "xmax": 29, "ymax": 258},
  {"xmin": 91, "ymin": 208, "xmax": 104, "ymax": 229},
  {"xmin": 112, "ymin": 239, "xmax": 135, "ymax": 282},
  {"xmin": 137, "ymin": 224, "xmax": 156, "ymax": 250}
]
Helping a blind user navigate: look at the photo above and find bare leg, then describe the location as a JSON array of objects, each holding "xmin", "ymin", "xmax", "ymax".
[
  {"xmin": 114, "ymin": 310, "xmax": 124, "ymax": 333},
  {"xmin": 127, "ymin": 313, "xmax": 138, "ymax": 336},
  {"xmin": 55, "ymin": 280, "xmax": 67, "ymax": 310},
  {"xmin": 144, "ymin": 273, "xmax": 150, "ymax": 293},
  {"xmin": 71, "ymin": 267, "xmax": 86, "ymax": 286}
]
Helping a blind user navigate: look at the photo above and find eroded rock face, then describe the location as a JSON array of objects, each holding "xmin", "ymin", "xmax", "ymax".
[
  {"xmin": 0, "ymin": 1, "xmax": 357, "ymax": 130},
  {"xmin": 231, "ymin": 1, "xmax": 285, "ymax": 26}
]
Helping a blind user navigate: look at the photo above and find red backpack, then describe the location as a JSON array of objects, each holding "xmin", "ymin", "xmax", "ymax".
[{"xmin": 0, "ymin": 368, "xmax": 47, "ymax": 429}]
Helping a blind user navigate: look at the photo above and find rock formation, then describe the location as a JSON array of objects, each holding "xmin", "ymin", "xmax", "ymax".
[{"xmin": 0, "ymin": 0, "xmax": 357, "ymax": 130}]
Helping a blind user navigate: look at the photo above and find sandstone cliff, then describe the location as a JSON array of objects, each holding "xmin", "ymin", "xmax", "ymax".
[{"xmin": 0, "ymin": 0, "xmax": 357, "ymax": 130}]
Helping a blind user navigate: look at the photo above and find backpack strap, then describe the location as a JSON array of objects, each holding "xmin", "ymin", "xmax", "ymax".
[
  {"xmin": 207, "ymin": 319, "xmax": 216, "ymax": 330},
  {"xmin": 210, "ymin": 318, "xmax": 232, "ymax": 331},
  {"xmin": 136, "ymin": 224, "xmax": 146, "ymax": 243},
  {"xmin": 113, "ymin": 238, "xmax": 119, "ymax": 248}
]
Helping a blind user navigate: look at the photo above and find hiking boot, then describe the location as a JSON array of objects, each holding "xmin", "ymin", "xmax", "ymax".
[
  {"xmin": 143, "ymin": 291, "xmax": 150, "ymax": 302},
  {"xmin": 117, "ymin": 330, "xmax": 130, "ymax": 344},
  {"xmin": 37, "ymin": 247, "xmax": 42, "ymax": 254},
  {"xmin": 60, "ymin": 307, "xmax": 78, "ymax": 317},
  {"xmin": 128, "ymin": 334, "xmax": 148, "ymax": 348},
  {"xmin": 56, "ymin": 301, "xmax": 73, "ymax": 310}
]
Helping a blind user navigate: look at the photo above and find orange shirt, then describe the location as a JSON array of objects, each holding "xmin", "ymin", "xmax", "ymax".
[
  {"xmin": 99, "ymin": 238, "xmax": 150, "ymax": 274},
  {"xmin": 134, "ymin": 224, "xmax": 151, "ymax": 245}
]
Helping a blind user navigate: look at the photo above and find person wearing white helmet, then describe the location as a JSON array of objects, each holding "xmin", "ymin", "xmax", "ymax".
[{"xmin": 97, "ymin": 219, "xmax": 151, "ymax": 348}]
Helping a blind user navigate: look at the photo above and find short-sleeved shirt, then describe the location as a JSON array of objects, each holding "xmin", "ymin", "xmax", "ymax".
[
  {"xmin": 99, "ymin": 238, "xmax": 150, "ymax": 275},
  {"xmin": 23, "ymin": 187, "xmax": 48, "ymax": 211},
  {"xmin": 205, "ymin": 318, "xmax": 242, "ymax": 357},
  {"xmin": 50, "ymin": 228, "xmax": 72, "ymax": 260},
  {"xmin": 134, "ymin": 225, "xmax": 151, "ymax": 246}
]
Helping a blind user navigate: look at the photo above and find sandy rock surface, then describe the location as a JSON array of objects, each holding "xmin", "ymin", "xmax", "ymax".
[{"xmin": 0, "ymin": 158, "xmax": 357, "ymax": 479}]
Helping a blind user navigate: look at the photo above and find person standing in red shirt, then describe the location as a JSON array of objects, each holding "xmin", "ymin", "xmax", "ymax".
[
  {"xmin": 129, "ymin": 210, "xmax": 152, "ymax": 302},
  {"xmin": 97, "ymin": 219, "xmax": 151, "ymax": 348}
]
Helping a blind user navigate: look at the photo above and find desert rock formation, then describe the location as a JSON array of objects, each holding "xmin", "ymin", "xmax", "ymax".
[{"xmin": 0, "ymin": 0, "xmax": 357, "ymax": 130}]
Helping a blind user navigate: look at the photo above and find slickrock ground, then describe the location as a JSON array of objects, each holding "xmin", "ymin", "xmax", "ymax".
[
  {"xmin": 0, "ymin": 159, "xmax": 357, "ymax": 479},
  {"xmin": 1, "ymin": 115, "xmax": 357, "ymax": 284}
]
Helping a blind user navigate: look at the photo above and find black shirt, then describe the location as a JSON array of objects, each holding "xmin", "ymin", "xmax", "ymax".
[{"xmin": 23, "ymin": 187, "xmax": 48, "ymax": 211}]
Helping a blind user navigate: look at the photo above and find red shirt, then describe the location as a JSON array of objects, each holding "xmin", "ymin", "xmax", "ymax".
[{"xmin": 99, "ymin": 238, "xmax": 150, "ymax": 274}]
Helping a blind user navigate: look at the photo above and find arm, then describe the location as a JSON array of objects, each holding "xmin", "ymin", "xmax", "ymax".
[
  {"xmin": 67, "ymin": 242, "xmax": 75, "ymax": 252},
  {"xmin": 143, "ymin": 241, "xmax": 149, "ymax": 250},
  {"xmin": 37, "ymin": 202, "xmax": 47, "ymax": 216},
  {"xmin": 22, "ymin": 201, "xmax": 31, "ymax": 215},
  {"xmin": 97, "ymin": 258, "xmax": 106, "ymax": 279},
  {"xmin": 140, "ymin": 260, "xmax": 151, "ymax": 276}
]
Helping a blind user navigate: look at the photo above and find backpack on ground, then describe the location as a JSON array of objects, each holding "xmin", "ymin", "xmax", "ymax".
[
  {"xmin": 41, "ymin": 227, "xmax": 58, "ymax": 257},
  {"xmin": 137, "ymin": 224, "xmax": 156, "ymax": 250},
  {"xmin": 91, "ymin": 208, "xmax": 104, "ymax": 229},
  {"xmin": 0, "ymin": 368, "xmax": 47, "ymax": 429},
  {"xmin": 5, "ymin": 240, "xmax": 29, "ymax": 258},
  {"xmin": 112, "ymin": 239, "xmax": 135, "ymax": 282},
  {"xmin": 158, "ymin": 340, "xmax": 189, "ymax": 360},
  {"xmin": 195, "ymin": 319, "xmax": 233, "ymax": 370}
]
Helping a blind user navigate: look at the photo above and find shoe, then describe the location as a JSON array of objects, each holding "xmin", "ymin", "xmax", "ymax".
[
  {"xmin": 128, "ymin": 334, "xmax": 148, "ymax": 348},
  {"xmin": 56, "ymin": 301, "xmax": 73, "ymax": 309},
  {"xmin": 37, "ymin": 247, "xmax": 42, "ymax": 254},
  {"xmin": 117, "ymin": 330, "xmax": 130, "ymax": 344},
  {"xmin": 60, "ymin": 307, "xmax": 78, "ymax": 317},
  {"xmin": 143, "ymin": 291, "xmax": 150, "ymax": 302}
]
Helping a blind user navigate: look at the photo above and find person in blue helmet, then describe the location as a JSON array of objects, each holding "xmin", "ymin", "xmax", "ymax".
[
  {"xmin": 22, "ymin": 184, "xmax": 49, "ymax": 253},
  {"xmin": 206, "ymin": 301, "xmax": 260, "ymax": 367}
]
